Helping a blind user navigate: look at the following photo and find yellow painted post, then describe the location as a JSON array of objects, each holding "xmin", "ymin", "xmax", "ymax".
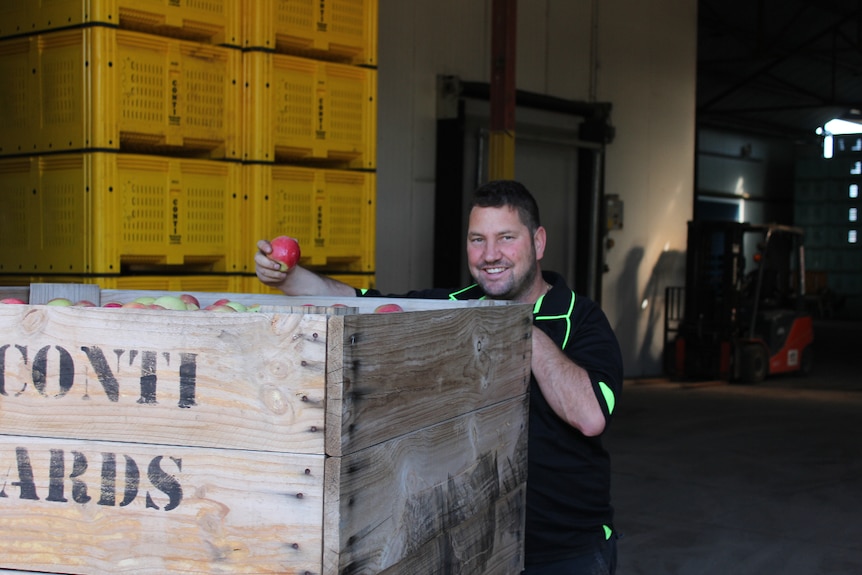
[{"xmin": 489, "ymin": 130, "xmax": 516, "ymax": 180}]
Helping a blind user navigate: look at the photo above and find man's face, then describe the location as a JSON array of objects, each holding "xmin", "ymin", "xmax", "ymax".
[{"xmin": 466, "ymin": 205, "xmax": 545, "ymax": 302}]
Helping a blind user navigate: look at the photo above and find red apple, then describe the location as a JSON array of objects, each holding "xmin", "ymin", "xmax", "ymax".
[
  {"xmin": 269, "ymin": 236, "xmax": 301, "ymax": 271},
  {"xmin": 179, "ymin": 293, "xmax": 200, "ymax": 309},
  {"xmin": 374, "ymin": 303, "xmax": 404, "ymax": 313},
  {"xmin": 0, "ymin": 297, "xmax": 26, "ymax": 304},
  {"xmin": 74, "ymin": 300, "xmax": 97, "ymax": 307},
  {"xmin": 102, "ymin": 301, "xmax": 123, "ymax": 308}
]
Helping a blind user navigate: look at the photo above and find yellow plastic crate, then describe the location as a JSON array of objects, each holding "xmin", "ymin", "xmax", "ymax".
[
  {"xmin": 242, "ymin": 272, "xmax": 375, "ymax": 295},
  {"xmin": 0, "ymin": 0, "xmax": 242, "ymax": 46},
  {"xmin": 0, "ymin": 153, "xmax": 246, "ymax": 275},
  {"xmin": 0, "ymin": 276, "xmax": 33, "ymax": 288},
  {"xmin": 243, "ymin": 0, "xmax": 377, "ymax": 65},
  {"xmin": 248, "ymin": 164, "xmax": 375, "ymax": 271},
  {"xmin": 95, "ymin": 274, "xmax": 245, "ymax": 292},
  {"xmin": 0, "ymin": 26, "xmax": 242, "ymax": 159},
  {"xmin": 243, "ymin": 51, "xmax": 376, "ymax": 168},
  {"xmin": 0, "ymin": 275, "xmax": 244, "ymax": 294}
]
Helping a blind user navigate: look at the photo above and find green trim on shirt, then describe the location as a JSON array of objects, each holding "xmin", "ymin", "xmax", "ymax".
[
  {"xmin": 598, "ymin": 381, "xmax": 616, "ymax": 414},
  {"xmin": 534, "ymin": 290, "xmax": 576, "ymax": 349}
]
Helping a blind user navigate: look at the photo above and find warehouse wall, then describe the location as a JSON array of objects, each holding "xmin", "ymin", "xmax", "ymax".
[
  {"xmin": 696, "ymin": 128, "xmax": 797, "ymax": 225},
  {"xmin": 375, "ymin": 0, "xmax": 696, "ymax": 377}
]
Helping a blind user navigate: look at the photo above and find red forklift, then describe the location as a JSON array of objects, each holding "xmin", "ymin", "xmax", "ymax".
[{"xmin": 666, "ymin": 221, "xmax": 814, "ymax": 383}]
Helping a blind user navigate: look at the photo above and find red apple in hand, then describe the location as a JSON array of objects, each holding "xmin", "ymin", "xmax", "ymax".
[
  {"xmin": 269, "ymin": 236, "xmax": 301, "ymax": 271},
  {"xmin": 374, "ymin": 303, "xmax": 404, "ymax": 313}
]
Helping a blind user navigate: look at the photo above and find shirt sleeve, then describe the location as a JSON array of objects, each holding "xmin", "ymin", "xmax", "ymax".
[{"xmin": 565, "ymin": 302, "xmax": 624, "ymax": 422}]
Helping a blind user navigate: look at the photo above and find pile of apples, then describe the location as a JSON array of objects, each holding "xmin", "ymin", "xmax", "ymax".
[
  {"xmin": 98, "ymin": 294, "xmax": 261, "ymax": 312},
  {"xmin": 0, "ymin": 294, "xmax": 258, "ymax": 312},
  {"xmin": 1, "ymin": 236, "xmax": 404, "ymax": 313},
  {"xmin": 0, "ymin": 294, "xmax": 404, "ymax": 313}
]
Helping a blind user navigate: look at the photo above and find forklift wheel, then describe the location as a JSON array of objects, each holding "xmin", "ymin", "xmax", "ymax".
[{"xmin": 739, "ymin": 344, "xmax": 767, "ymax": 384}]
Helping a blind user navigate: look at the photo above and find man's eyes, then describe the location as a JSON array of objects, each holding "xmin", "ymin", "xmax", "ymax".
[{"xmin": 470, "ymin": 235, "xmax": 515, "ymax": 243}]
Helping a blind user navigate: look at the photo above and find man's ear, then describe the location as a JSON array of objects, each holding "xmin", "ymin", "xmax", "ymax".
[{"xmin": 534, "ymin": 226, "xmax": 547, "ymax": 260}]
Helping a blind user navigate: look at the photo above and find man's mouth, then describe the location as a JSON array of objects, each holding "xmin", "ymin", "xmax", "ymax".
[{"xmin": 484, "ymin": 266, "xmax": 507, "ymax": 275}]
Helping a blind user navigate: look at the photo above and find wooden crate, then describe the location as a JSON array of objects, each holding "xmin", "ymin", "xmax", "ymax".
[{"xmin": 0, "ymin": 286, "xmax": 531, "ymax": 574}]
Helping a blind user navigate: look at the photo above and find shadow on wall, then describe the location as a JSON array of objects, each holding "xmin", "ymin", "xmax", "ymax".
[
  {"xmin": 614, "ymin": 247, "xmax": 644, "ymax": 377},
  {"xmin": 614, "ymin": 247, "xmax": 686, "ymax": 378},
  {"xmin": 639, "ymin": 250, "xmax": 686, "ymax": 375}
]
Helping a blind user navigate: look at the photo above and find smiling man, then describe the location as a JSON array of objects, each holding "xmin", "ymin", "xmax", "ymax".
[{"xmin": 255, "ymin": 179, "xmax": 624, "ymax": 574}]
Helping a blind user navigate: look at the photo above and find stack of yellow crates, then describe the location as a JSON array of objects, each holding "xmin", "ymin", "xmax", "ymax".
[
  {"xmin": 240, "ymin": 0, "xmax": 378, "ymax": 294},
  {"xmin": 0, "ymin": 0, "xmax": 377, "ymax": 294}
]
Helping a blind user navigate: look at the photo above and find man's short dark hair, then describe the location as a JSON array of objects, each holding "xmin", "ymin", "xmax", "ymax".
[{"xmin": 471, "ymin": 180, "xmax": 541, "ymax": 233}]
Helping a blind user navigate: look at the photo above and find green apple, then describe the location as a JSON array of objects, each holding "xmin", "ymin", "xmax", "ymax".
[
  {"xmin": 224, "ymin": 301, "xmax": 247, "ymax": 312},
  {"xmin": 204, "ymin": 304, "xmax": 237, "ymax": 312},
  {"xmin": 152, "ymin": 295, "xmax": 189, "ymax": 311}
]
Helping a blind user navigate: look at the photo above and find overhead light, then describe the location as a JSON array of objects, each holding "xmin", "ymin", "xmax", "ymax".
[
  {"xmin": 817, "ymin": 118, "xmax": 862, "ymax": 158},
  {"xmin": 819, "ymin": 119, "xmax": 862, "ymax": 135}
]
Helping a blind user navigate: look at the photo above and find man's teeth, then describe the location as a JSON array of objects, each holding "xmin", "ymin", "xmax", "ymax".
[{"xmin": 486, "ymin": 267, "xmax": 505, "ymax": 274}]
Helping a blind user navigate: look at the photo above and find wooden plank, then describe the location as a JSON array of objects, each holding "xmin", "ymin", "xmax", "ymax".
[
  {"xmin": 0, "ymin": 305, "xmax": 328, "ymax": 453},
  {"xmin": 330, "ymin": 304, "xmax": 533, "ymax": 455},
  {"xmin": 323, "ymin": 394, "xmax": 529, "ymax": 575},
  {"xmin": 0, "ymin": 436, "xmax": 325, "ymax": 575},
  {"xmin": 0, "ymin": 287, "xmax": 29, "ymax": 303},
  {"xmin": 29, "ymin": 284, "xmax": 101, "ymax": 305},
  {"xmin": 377, "ymin": 487, "xmax": 526, "ymax": 575}
]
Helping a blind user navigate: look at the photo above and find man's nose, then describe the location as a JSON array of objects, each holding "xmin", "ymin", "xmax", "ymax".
[{"xmin": 483, "ymin": 240, "xmax": 502, "ymax": 261}]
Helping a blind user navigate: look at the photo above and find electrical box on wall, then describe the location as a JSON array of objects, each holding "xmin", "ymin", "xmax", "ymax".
[{"xmin": 606, "ymin": 194, "xmax": 623, "ymax": 230}]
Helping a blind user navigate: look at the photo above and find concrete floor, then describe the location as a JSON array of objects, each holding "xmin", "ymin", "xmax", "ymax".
[{"xmin": 606, "ymin": 319, "xmax": 862, "ymax": 575}]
